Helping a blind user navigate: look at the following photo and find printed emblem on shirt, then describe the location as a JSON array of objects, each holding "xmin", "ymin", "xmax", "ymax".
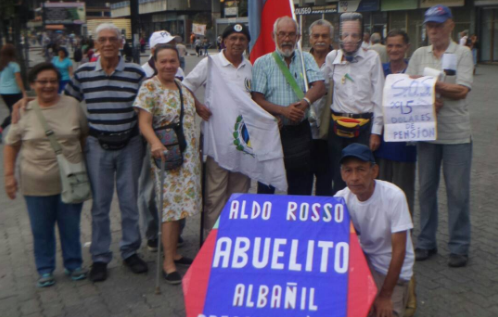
[
  {"xmin": 233, "ymin": 115, "xmax": 254, "ymax": 156},
  {"xmin": 244, "ymin": 78, "xmax": 252, "ymax": 91}
]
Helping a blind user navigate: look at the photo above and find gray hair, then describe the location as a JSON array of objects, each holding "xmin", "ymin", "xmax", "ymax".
[
  {"xmin": 370, "ymin": 33, "xmax": 382, "ymax": 44},
  {"xmin": 309, "ymin": 19, "xmax": 334, "ymax": 39},
  {"xmin": 273, "ymin": 16, "xmax": 300, "ymax": 36},
  {"xmin": 95, "ymin": 23, "xmax": 122, "ymax": 40}
]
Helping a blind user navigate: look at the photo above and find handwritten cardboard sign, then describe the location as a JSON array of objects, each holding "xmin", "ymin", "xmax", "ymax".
[
  {"xmin": 183, "ymin": 194, "xmax": 377, "ymax": 317},
  {"xmin": 383, "ymin": 74, "xmax": 437, "ymax": 142}
]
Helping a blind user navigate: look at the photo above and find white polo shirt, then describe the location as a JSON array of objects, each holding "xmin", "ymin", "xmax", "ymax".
[
  {"xmin": 323, "ymin": 48, "xmax": 385, "ymax": 135},
  {"xmin": 335, "ymin": 180, "xmax": 414, "ymax": 281},
  {"xmin": 182, "ymin": 50, "xmax": 252, "ymax": 97}
]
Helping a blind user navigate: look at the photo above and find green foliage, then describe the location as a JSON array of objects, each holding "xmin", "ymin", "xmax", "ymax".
[
  {"xmin": 0, "ymin": 0, "xmax": 16, "ymax": 19},
  {"xmin": 238, "ymin": 0, "xmax": 248, "ymax": 17}
]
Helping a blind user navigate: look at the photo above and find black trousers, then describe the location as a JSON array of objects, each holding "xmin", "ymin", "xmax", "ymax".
[
  {"xmin": 258, "ymin": 121, "xmax": 313, "ymax": 196},
  {"xmin": 328, "ymin": 120, "xmax": 372, "ymax": 195},
  {"xmin": 1, "ymin": 93, "xmax": 23, "ymax": 130},
  {"xmin": 311, "ymin": 139, "xmax": 333, "ymax": 196}
]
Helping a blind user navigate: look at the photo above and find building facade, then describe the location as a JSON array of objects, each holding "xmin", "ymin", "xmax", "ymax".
[
  {"xmin": 294, "ymin": 0, "xmax": 475, "ymax": 56},
  {"xmin": 110, "ymin": 0, "xmax": 211, "ymax": 45}
]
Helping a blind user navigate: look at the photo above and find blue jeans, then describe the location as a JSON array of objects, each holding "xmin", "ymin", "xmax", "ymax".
[
  {"xmin": 24, "ymin": 195, "xmax": 83, "ymax": 275},
  {"xmin": 416, "ymin": 142, "xmax": 472, "ymax": 255},
  {"xmin": 85, "ymin": 135, "xmax": 143, "ymax": 263}
]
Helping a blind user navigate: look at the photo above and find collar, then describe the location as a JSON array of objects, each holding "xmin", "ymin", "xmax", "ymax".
[
  {"xmin": 333, "ymin": 47, "xmax": 365, "ymax": 64},
  {"xmin": 219, "ymin": 50, "xmax": 247, "ymax": 68},
  {"xmin": 427, "ymin": 40, "xmax": 457, "ymax": 54},
  {"xmin": 386, "ymin": 59, "xmax": 409, "ymax": 74},
  {"xmin": 95, "ymin": 56, "xmax": 125, "ymax": 72}
]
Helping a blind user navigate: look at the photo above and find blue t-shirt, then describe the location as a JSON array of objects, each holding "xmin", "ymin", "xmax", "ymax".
[
  {"xmin": 51, "ymin": 57, "xmax": 73, "ymax": 81},
  {"xmin": 0, "ymin": 62, "xmax": 21, "ymax": 94},
  {"xmin": 374, "ymin": 62, "xmax": 417, "ymax": 163}
]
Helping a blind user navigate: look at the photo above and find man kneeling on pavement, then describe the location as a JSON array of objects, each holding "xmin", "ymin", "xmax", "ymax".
[{"xmin": 336, "ymin": 143, "xmax": 414, "ymax": 317}]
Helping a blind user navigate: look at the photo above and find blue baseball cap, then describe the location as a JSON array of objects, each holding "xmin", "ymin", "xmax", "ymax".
[
  {"xmin": 340, "ymin": 143, "xmax": 376, "ymax": 164},
  {"xmin": 424, "ymin": 5, "xmax": 453, "ymax": 24}
]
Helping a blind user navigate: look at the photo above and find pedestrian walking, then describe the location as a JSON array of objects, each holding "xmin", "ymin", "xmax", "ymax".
[
  {"xmin": 134, "ymin": 44, "xmax": 200, "ymax": 284},
  {"xmin": 195, "ymin": 38, "xmax": 202, "ymax": 57},
  {"xmin": 0, "ymin": 43, "xmax": 27, "ymax": 141},
  {"xmin": 3, "ymin": 62, "xmax": 88, "ymax": 288},
  {"xmin": 51, "ymin": 47, "xmax": 73, "ymax": 93},
  {"xmin": 64, "ymin": 23, "xmax": 148, "ymax": 282}
]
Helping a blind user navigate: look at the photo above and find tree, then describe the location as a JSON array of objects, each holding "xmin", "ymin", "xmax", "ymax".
[
  {"xmin": 0, "ymin": 0, "xmax": 16, "ymax": 43},
  {"xmin": 238, "ymin": 0, "xmax": 248, "ymax": 17}
]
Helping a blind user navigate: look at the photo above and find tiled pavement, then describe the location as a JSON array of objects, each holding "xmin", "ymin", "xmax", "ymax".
[{"xmin": 1, "ymin": 54, "xmax": 498, "ymax": 317}]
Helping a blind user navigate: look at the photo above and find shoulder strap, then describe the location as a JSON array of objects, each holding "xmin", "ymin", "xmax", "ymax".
[
  {"xmin": 272, "ymin": 51, "xmax": 304, "ymax": 100},
  {"xmin": 174, "ymin": 79, "xmax": 184, "ymax": 125},
  {"xmin": 31, "ymin": 101, "xmax": 63, "ymax": 155}
]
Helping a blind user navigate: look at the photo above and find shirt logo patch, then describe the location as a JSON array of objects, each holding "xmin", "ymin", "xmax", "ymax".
[
  {"xmin": 245, "ymin": 78, "xmax": 252, "ymax": 91},
  {"xmin": 233, "ymin": 115, "xmax": 254, "ymax": 156}
]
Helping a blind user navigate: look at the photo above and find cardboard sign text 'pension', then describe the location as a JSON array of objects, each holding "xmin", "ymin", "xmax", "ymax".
[{"xmin": 383, "ymin": 74, "xmax": 437, "ymax": 142}]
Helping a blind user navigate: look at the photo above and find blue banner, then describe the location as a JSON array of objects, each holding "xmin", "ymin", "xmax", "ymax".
[{"xmin": 202, "ymin": 194, "xmax": 351, "ymax": 317}]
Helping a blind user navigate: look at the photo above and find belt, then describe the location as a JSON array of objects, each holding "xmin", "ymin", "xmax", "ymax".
[
  {"xmin": 331, "ymin": 111, "xmax": 372, "ymax": 119},
  {"xmin": 89, "ymin": 124, "xmax": 139, "ymax": 138}
]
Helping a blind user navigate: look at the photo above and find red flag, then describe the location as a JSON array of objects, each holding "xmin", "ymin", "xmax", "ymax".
[{"xmin": 248, "ymin": 0, "xmax": 294, "ymax": 63}]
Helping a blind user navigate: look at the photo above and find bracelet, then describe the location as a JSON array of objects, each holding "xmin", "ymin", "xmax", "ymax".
[{"xmin": 303, "ymin": 97, "xmax": 311, "ymax": 106}]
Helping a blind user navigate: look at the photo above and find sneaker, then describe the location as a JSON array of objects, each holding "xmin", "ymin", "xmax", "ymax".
[
  {"xmin": 147, "ymin": 239, "xmax": 159, "ymax": 252},
  {"xmin": 415, "ymin": 248, "xmax": 437, "ymax": 261},
  {"xmin": 89, "ymin": 262, "xmax": 108, "ymax": 282},
  {"xmin": 37, "ymin": 273, "xmax": 55, "ymax": 288},
  {"xmin": 65, "ymin": 267, "xmax": 88, "ymax": 281},
  {"xmin": 448, "ymin": 254, "xmax": 468, "ymax": 268},
  {"xmin": 124, "ymin": 254, "xmax": 148, "ymax": 274},
  {"xmin": 162, "ymin": 271, "xmax": 182, "ymax": 285},
  {"xmin": 177, "ymin": 236, "xmax": 184, "ymax": 248},
  {"xmin": 174, "ymin": 257, "xmax": 193, "ymax": 267}
]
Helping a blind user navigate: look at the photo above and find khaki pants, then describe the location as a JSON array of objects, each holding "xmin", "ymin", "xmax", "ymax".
[
  {"xmin": 369, "ymin": 267, "xmax": 409, "ymax": 317},
  {"xmin": 204, "ymin": 156, "xmax": 250, "ymax": 234}
]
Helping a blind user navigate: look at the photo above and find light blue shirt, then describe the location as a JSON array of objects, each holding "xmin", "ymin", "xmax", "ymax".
[
  {"xmin": 0, "ymin": 62, "xmax": 21, "ymax": 94},
  {"xmin": 52, "ymin": 57, "xmax": 73, "ymax": 81},
  {"xmin": 252, "ymin": 50, "xmax": 323, "ymax": 125}
]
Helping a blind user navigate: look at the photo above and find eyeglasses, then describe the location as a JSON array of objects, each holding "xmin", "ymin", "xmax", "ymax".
[
  {"xmin": 97, "ymin": 37, "xmax": 119, "ymax": 44},
  {"xmin": 36, "ymin": 79, "xmax": 58, "ymax": 85},
  {"xmin": 276, "ymin": 32, "xmax": 297, "ymax": 39}
]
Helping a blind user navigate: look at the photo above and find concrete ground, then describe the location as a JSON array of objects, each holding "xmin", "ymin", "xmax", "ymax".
[{"xmin": 0, "ymin": 47, "xmax": 498, "ymax": 317}]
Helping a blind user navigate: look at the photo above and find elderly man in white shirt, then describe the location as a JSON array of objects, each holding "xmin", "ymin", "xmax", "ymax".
[
  {"xmin": 182, "ymin": 24, "xmax": 252, "ymax": 235},
  {"xmin": 324, "ymin": 12, "xmax": 384, "ymax": 194}
]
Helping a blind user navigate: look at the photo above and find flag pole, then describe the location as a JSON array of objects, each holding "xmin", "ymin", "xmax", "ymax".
[{"xmin": 289, "ymin": 0, "xmax": 309, "ymax": 93}]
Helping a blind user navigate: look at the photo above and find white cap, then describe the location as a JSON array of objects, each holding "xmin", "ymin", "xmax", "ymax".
[{"xmin": 149, "ymin": 30, "xmax": 175, "ymax": 48}]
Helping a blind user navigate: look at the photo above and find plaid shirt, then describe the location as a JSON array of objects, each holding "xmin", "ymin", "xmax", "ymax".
[{"xmin": 252, "ymin": 50, "xmax": 323, "ymax": 125}]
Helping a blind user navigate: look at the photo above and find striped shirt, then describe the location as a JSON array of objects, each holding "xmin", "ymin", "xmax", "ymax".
[
  {"xmin": 252, "ymin": 50, "xmax": 323, "ymax": 126},
  {"xmin": 64, "ymin": 57, "xmax": 145, "ymax": 132}
]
